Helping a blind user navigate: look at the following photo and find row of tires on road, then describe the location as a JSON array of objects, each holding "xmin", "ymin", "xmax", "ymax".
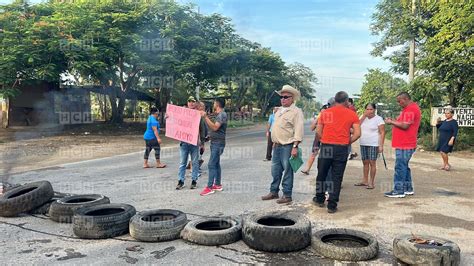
[{"xmin": 0, "ymin": 181, "xmax": 462, "ymax": 264}]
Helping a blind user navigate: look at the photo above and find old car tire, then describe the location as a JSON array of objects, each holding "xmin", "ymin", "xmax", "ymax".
[
  {"xmin": 181, "ymin": 216, "xmax": 241, "ymax": 246},
  {"xmin": 0, "ymin": 181, "xmax": 54, "ymax": 217},
  {"xmin": 242, "ymin": 211, "xmax": 311, "ymax": 252},
  {"xmin": 312, "ymin": 228, "xmax": 378, "ymax": 261},
  {"xmin": 130, "ymin": 209, "xmax": 187, "ymax": 242},
  {"xmin": 49, "ymin": 194, "xmax": 110, "ymax": 223},
  {"xmin": 73, "ymin": 203, "xmax": 136, "ymax": 239},
  {"xmin": 393, "ymin": 234, "xmax": 460, "ymax": 266}
]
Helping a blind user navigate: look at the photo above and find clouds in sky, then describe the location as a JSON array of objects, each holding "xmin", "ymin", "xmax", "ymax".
[{"xmin": 182, "ymin": 0, "xmax": 393, "ymax": 102}]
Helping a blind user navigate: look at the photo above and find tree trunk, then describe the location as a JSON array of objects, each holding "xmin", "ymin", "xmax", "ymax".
[
  {"xmin": 160, "ymin": 87, "xmax": 171, "ymax": 128},
  {"xmin": 108, "ymin": 89, "xmax": 126, "ymax": 124},
  {"xmin": 116, "ymin": 93, "xmax": 126, "ymax": 123},
  {"xmin": 109, "ymin": 88, "xmax": 118, "ymax": 123},
  {"xmin": 1, "ymin": 97, "xmax": 9, "ymax": 128},
  {"xmin": 97, "ymin": 93, "xmax": 105, "ymax": 120},
  {"xmin": 454, "ymin": 81, "xmax": 464, "ymax": 108}
]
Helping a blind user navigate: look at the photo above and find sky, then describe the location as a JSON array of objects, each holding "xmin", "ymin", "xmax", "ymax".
[
  {"xmin": 1, "ymin": 0, "xmax": 396, "ymax": 103},
  {"xmin": 178, "ymin": 0, "xmax": 394, "ymax": 103}
]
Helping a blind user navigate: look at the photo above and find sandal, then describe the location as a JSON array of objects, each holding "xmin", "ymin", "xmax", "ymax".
[
  {"xmin": 156, "ymin": 164, "xmax": 167, "ymax": 168},
  {"xmin": 143, "ymin": 165, "xmax": 151, "ymax": 169},
  {"xmin": 354, "ymin": 182, "xmax": 368, "ymax": 186},
  {"xmin": 366, "ymin": 185, "xmax": 375, "ymax": 189}
]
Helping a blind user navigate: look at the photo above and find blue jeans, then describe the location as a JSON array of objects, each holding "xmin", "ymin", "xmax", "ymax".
[
  {"xmin": 178, "ymin": 142, "xmax": 199, "ymax": 182},
  {"xmin": 393, "ymin": 148, "xmax": 415, "ymax": 193},
  {"xmin": 270, "ymin": 144, "xmax": 294, "ymax": 198},
  {"xmin": 207, "ymin": 143, "xmax": 225, "ymax": 188}
]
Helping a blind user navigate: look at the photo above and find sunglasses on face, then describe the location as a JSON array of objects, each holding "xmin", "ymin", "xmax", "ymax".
[{"xmin": 280, "ymin": 95, "xmax": 293, "ymax": 99}]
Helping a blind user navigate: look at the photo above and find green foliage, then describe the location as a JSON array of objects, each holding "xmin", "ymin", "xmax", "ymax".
[
  {"xmin": 0, "ymin": 0, "xmax": 319, "ymax": 124},
  {"xmin": 0, "ymin": 1, "xmax": 67, "ymax": 88},
  {"xmin": 454, "ymin": 128, "xmax": 474, "ymax": 152},
  {"xmin": 371, "ymin": 0, "xmax": 473, "ymax": 107},
  {"xmin": 357, "ymin": 68, "xmax": 406, "ymax": 117}
]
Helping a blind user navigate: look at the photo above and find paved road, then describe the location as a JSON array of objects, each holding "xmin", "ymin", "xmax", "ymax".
[
  {"xmin": 1, "ymin": 126, "xmax": 336, "ymax": 265},
  {"xmin": 1, "ymin": 124, "xmax": 473, "ymax": 265}
]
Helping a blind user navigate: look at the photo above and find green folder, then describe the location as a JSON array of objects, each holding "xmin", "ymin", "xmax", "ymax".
[{"xmin": 289, "ymin": 147, "xmax": 304, "ymax": 173}]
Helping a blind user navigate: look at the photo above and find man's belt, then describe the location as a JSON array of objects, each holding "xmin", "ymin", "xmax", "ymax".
[{"xmin": 273, "ymin": 143, "xmax": 292, "ymax": 147}]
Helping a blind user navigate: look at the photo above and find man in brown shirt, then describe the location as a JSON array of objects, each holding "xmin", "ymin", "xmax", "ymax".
[{"xmin": 261, "ymin": 85, "xmax": 304, "ymax": 204}]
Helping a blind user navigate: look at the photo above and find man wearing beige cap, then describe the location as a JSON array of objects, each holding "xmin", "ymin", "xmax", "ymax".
[{"xmin": 261, "ymin": 85, "xmax": 304, "ymax": 204}]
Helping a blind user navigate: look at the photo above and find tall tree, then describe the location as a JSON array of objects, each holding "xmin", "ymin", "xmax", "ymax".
[
  {"xmin": 417, "ymin": 2, "xmax": 473, "ymax": 107},
  {"xmin": 371, "ymin": 0, "xmax": 472, "ymax": 107},
  {"xmin": 0, "ymin": 1, "xmax": 67, "ymax": 97},
  {"xmin": 357, "ymin": 69, "xmax": 407, "ymax": 118},
  {"xmin": 284, "ymin": 62, "xmax": 317, "ymax": 99}
]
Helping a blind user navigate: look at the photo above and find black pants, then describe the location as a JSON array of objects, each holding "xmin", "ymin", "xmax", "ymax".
[
  {"xmin": 266, "ymin": 132, "xmax": 273, "ymax": 160},
  {"xmin": 314, "ymin": 143, "xmax": 349, "ymax": 210},
  {"xmin": 144, "ymin": 139, "xmax": 160, "ymax": 160}
]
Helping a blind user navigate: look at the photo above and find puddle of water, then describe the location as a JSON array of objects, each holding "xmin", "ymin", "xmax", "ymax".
[{"xmin": 411, "ymin": 212, "xmax": 474, "ymax": 231}]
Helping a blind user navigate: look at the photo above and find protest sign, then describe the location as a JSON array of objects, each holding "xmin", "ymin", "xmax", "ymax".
[{"xmin": 165, "ymin": 104, "xmax": 201, "ymax": 145}]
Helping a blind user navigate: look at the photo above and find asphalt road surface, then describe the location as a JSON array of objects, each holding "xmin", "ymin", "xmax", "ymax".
[{"xmin": 1, "ymin": 124, "xmax": 473, "ymax": 265}]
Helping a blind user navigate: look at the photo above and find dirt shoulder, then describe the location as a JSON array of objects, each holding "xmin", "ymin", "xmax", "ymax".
[{"xmin": 300, "ymin": 139, "xmax": 474, "ymax": 263}]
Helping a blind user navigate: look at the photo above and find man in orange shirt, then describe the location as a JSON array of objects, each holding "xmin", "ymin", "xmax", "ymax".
[{"xmin": 314, "ymin": 91, "xmax": 361, "ymax": 213}]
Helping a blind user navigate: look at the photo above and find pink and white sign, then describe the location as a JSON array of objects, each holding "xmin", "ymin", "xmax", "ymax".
[{"xmin": 165, "ymin": 104, "xmax": 201, "ymax": 145}]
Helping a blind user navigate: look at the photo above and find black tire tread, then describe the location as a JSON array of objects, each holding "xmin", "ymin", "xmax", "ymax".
[
  {"xmin": 0, "ymin": 181, "xmax": 54, "ymax": 217},
  {"xmin": 49, "ymin": 194, "xmax": 110, "ymax": 223},
  {"xmin": 242, "ymin": 210, "xmax": 311, "ymax": 252},
  {"xmin": 129, "ymin": 209, "xmax": 187, "ymax": 242},
  {"xmin": 73, "ymin": 203, "xmax": 136, "ymax": 239},
  {"xmin": 181, "ymin": 217, "xmax": 241, "ymax": 246},
  {"xmin": 312, "ymin": 228, "xmax": 379, "ymax": 261}
]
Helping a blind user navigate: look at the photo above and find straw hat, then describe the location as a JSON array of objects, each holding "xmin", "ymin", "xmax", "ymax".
[{"xmin": 277, "ymin": 85, "xmax": 300, "ymax": 101}]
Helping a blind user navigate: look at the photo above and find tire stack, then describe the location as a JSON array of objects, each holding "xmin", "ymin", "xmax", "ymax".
[{"xmin": 49, "ymin": 194, "xmax": 110, "ymax": 223}]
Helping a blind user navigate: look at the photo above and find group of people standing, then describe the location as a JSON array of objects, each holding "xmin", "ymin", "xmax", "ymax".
[
  {"xmin": 142, "ymin": 97, "xmax": 228, "ymax": 197},
  {"xmin": 141, "ymin": 84, "xmax": 459, "ymax": 212},
  {"xmin": 262, "ymin": 87, "xmax": 427, "ymax": 213}
]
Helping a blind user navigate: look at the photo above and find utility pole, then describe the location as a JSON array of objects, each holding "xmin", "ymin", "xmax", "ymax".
[{"xmin": 408, "ymin": 0, "xmax": 416, "ymax": 82}]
